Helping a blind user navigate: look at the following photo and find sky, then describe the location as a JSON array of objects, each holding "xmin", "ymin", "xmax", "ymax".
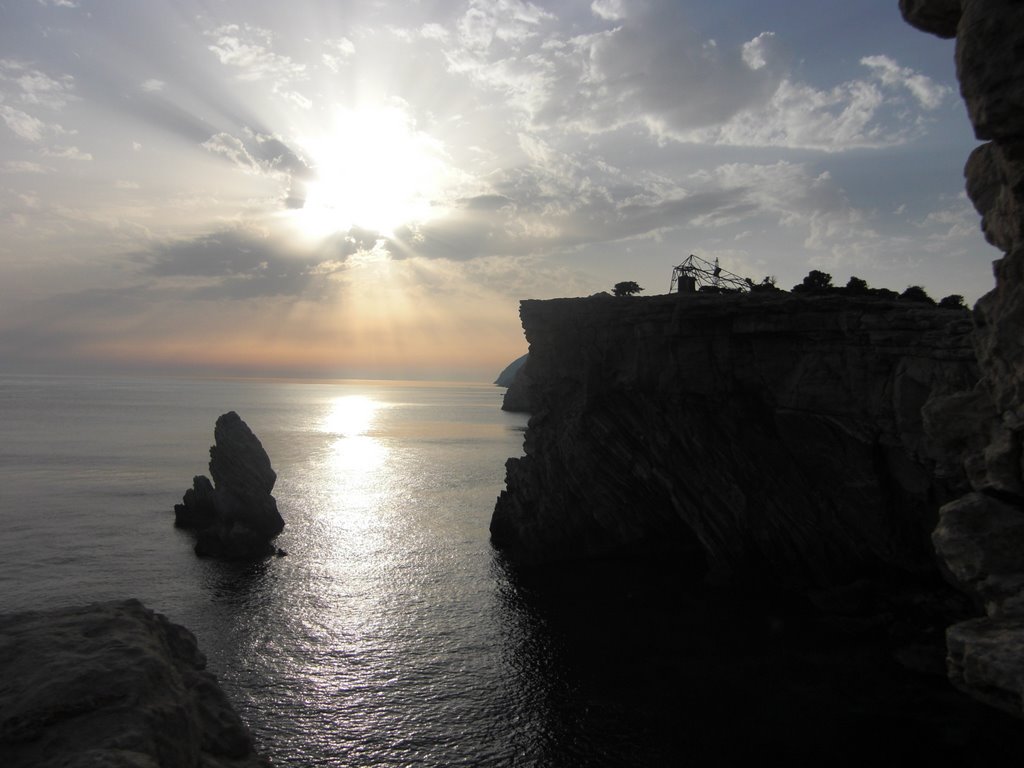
[{"xmin": 0, "ymin": 0, "xmax": 991, "ymax": 381}]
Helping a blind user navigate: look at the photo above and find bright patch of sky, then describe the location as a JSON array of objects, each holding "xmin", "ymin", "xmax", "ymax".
[{"xmin": 0, "ymin": 0, "xmax": 987, "ymax": 379}]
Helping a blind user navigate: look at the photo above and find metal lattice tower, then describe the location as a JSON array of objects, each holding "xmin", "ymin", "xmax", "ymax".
[{"xmin": 669, "ymin": 254, "xmax": 750, "ymax": 294}]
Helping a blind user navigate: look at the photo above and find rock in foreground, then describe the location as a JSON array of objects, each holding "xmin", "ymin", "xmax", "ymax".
[
  {"xmin": 0, "ymin": 599, "xmax": 268, "ymax": 768},
  {"xmin": 175, "ymin": 411, "xmax": 284, "ymax": 559},
  {"xmin": 904, "ymin": 0, "xmax": 1024, "ymax": 718}
]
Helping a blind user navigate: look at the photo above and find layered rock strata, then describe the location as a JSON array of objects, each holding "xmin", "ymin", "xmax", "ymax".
[
  {"xmin": 903, "ymin": 0, "xmax": 1024, "ymax": 718},
  {"xmin": 175, "ymin": 411, "xmax": 284, "ymax": 559},
  {"xmin": 0, "ymin": 599, "xmax": 268, "ymax": 768},
  {"xmin": 492, "ymin": 292, "xmax": 976, "ymax": 587}
]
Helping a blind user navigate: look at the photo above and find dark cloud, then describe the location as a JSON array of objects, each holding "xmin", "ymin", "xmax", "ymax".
[
  {"xmin": 459, "ymin": 194, "xmax": 513, "ymax": 210},
  {"xmin": 138, "ymin": 228, "xmax": 354, "ymax": 300}
]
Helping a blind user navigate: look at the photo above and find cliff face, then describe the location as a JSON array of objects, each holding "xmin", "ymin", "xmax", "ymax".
[
  {"xmin": 492, "ymin": 292, "xmax": 977, "ymax": 585},
  {"xmin": 0, "ymin": 599, "xmax": 268, "ymax": 768},
  {"xmin": 902, "ymin": 0, "xmax": 1024, "ymax": 718}
]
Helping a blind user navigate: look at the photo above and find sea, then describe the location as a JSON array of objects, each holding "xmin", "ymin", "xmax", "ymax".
[{"xmin": 2, "ymin": 373, "xmax": 1024, "ymax": 767}]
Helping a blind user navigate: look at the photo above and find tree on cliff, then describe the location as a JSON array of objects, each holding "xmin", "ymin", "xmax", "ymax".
[
  {"xmin": 792, "ymin": 270, "xmax": 833, "ymax": 293},
  {"xmin": 613, "ymin": 281, "xmax": 644, "ymax": 296}
]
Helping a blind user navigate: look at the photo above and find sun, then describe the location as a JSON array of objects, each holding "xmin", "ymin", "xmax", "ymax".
[{"xmin": 291, "ymin": 104, "xmax": 448, "ymax": 239}]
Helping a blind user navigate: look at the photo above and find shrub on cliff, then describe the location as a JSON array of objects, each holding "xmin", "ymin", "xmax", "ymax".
[
  {"xmin": 939, "ymin": 294, "xmax": 967, "ymax": 310},
  {"xmin": 900, "ymin": 285, "xmax": 936, "ymax": 305},
  {"xmin": 845, "ymin": 276, "xmax": 870, "ymax": 295},
  {"xmin": 746, "ymin": 275, "xmax": 781, "ymax": 292}
]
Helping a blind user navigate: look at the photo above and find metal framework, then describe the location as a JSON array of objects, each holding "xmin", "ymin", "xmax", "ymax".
[{"xmin": 669, "ymin": 254, "xmax": 750, "ymax": 294}]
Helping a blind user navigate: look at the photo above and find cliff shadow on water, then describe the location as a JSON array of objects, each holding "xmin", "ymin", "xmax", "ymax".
[{"xmin": 494, "ymin": 550, "xmax": 1024, "ymax": 765}]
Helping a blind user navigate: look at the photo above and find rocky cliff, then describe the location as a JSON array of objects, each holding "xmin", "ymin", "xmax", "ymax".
[
  {"xmin": 492, "ymin": 292, "xmax": 977, "ymax": 587},
  {"xmin": 0, "ymin": 599, "xmax": 267, "ymax": 768},
  {"xmin": 902, "ymin": 0, "xmax": 1024, "ymax": 718}
]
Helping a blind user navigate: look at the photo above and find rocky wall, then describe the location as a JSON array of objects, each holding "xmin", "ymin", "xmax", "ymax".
[
  {"xmin": 492, "ymin": 292, "xmax": 977, "ymax": 588},
  {"xmin": 903, "ymin": 0, "xmax": 1024, "ymax": 718}
]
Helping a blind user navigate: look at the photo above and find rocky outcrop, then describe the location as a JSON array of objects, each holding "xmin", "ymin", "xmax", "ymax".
[
  {"xmin": 175, "ymin": 412, "xmax": 284, "ymax": 559},
  {"xmin": 903, "ymin": 0, "xmax": 1024, "ymax": 717},
  {"xmin": 492, "ymin": 292, "xmax": 977, "ymax": 587},
  {"xmin": 494, "ymin": 353, "xmax": 528, "ymax": 388},
  {"xmin": 0, "ymin": 599, "xmax": 268, "ymax": 768}
]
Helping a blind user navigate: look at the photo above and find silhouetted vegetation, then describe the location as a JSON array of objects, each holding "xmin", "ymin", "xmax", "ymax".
[
  {"xmin": 900, "ymin": 285, "xmax": 935, "ymax": 305},
  {"xmin": 745, "ymin": 275, "xmax": 781, "ymax": 293},
  {"xmin": 845, "ymin": 276, "xmax": 870, "ymax": 295},
  {"xmin": 791, "ymin": 270, "xmax": 833, "ymax": 294},
  {"xmin": 613, "ymin": 281, "xmax": 643, "ymax": 296},
  {"xmin": 763, "ymin": 271, "xmax": 959, "ymax": 304}
]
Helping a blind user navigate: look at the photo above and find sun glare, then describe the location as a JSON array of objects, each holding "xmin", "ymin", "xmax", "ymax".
[
  {"xmin": 322, "ymin": 395, "xmax": 378, "ymax": 437},
  {"xmin": 293, "ymin": 105, "xmax": 448, "ymax": 239}
]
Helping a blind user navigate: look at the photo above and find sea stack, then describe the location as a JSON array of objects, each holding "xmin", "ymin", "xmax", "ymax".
[{"xmin": 175, "ymin": 411, "xmax": 284, "ymax": 559}]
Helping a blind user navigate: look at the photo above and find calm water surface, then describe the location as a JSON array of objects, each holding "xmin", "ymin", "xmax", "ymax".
[
  {"xmin": 0, "ymin": 374, "xmax": 561, "ymax": 765},
  {"xmin": 3, "ymin": 374, "xmax": 1023, "ymax": 766}
]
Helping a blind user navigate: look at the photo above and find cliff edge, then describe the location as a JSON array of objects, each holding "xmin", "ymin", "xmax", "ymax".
[{"xmin": 491, "ymin": 292, "xmax": 976, "ymax": 586}]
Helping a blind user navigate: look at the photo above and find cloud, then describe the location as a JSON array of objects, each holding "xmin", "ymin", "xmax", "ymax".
[
  {"xmin": 675, "ymin": 56, "xmax": 950, "ymax": 151},
  {"xmin": 0, "ymin": 60, "xmax": 76, "ymax": 109},
  {"xmin": 206, "ymin": 24, "xmax": 309, "ymax": 107},
  {"xmin": 35, "ymin": 0, "xmax": 77, "ymax": 6},
  {"xmin": 140, "ymin": 78, "xmax": 165, "ymax": 93},
  {"xmin": 860, "ymin": 54, "xmax": 950, "ymax": 110},
  {"xmin": 457, "ymin": 0, "xmax": 554, "ymax": 50},
  {"xmin": 591, "ymin": 0, "xmax": 626, "ymax": 21},
  {"xmin": 40, "ymin": 145, "xmax": 92, "ymax": 160},
  {"xmin": 135, "ymin": 226, "xmax": 377, "ymax": 301},
  {"xmin": 0, "ymin": 105, "xmax": 46, "ymax": 141},
  {"xmin": 1, "ymin": 160, "xmax": 51, "ymax": 174},
  {"xmin": 321, "ymin": 37, "xmax": 355, "ymax": 73},
  {"xmin": 436, "ymin": 1, "xmax": 947, "ymax": 153},
  {"xmin": 201, "ymin": 130, "xmax": 313, "ymax": 208}
]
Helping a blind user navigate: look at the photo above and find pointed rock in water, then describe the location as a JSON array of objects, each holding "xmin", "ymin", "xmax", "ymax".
[{"xmin": 174, "ymin": 411, "xmax": 284, "ymax": 559}]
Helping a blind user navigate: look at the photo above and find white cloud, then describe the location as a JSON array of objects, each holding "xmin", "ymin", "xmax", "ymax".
[
  {"xmin": 0, "ymin": 105, "xmax": 45, "ymax": 141},
  {"xmin": 0, "ymin": 60, "xmax": 75, "ymax": 110},
  {"xmin": 140, "ymin": 79, "xmax": 165, "ymax": 93},
  {"xmin": 41, "ymin": 145, "xmax": 92, "ymax": 160},
  {"xmin": 742, "ymin": 32, "xmax": 776, "ymax": 71},
  {"xmin": 591, "ymin": 0, "xmax": 626, "ymax": 21},
  {"xmin": 860, "ymin": 54, "xmax": 950, "ymax": 110},
  {"xmin": 207, "ymin": 24, "xmax": 305, "ymax": 81},
  {"xmin": 206, "ymin": 24, "xmax": 309, "ymax": 107},
  {"xmin": 457, "ymin": 0, "xmax": 554, "ymax": 50},
  {"xmin": 420, "ymin": 24, "xmax": 449, "ymax": 42},
  {"xmin": 202, "ymin": 132, "xmax": 260, "ymax": 173},
  {"xmin": 35, "ymin": 0, "xmax": 77, "ymax": 7},
  {"xmin": 2, "ymin": 160, "xmax": 50, "ymax": 174},
  {"xmin": 674, "ymin": 55, "xmax": 947, "ymax": 151},
  {"xmin": 321, "ymin": 37, "xmax": 355, "ymax": 73}
]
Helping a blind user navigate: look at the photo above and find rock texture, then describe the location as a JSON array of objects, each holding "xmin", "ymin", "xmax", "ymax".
[
  {"xmin": 903, "ymin": 0, "xmax": 1024, "ymax": 717},
  {"xmin": 492, "ymin": 292, "xmax": 977, "ymax": 586},
  {"xmin": 175, "ymin": 412, "xmax": 284, "ymax": 559},
  {"xmin": 0, "ymin": 599, "xmax": 268, "ymax": 768}
]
